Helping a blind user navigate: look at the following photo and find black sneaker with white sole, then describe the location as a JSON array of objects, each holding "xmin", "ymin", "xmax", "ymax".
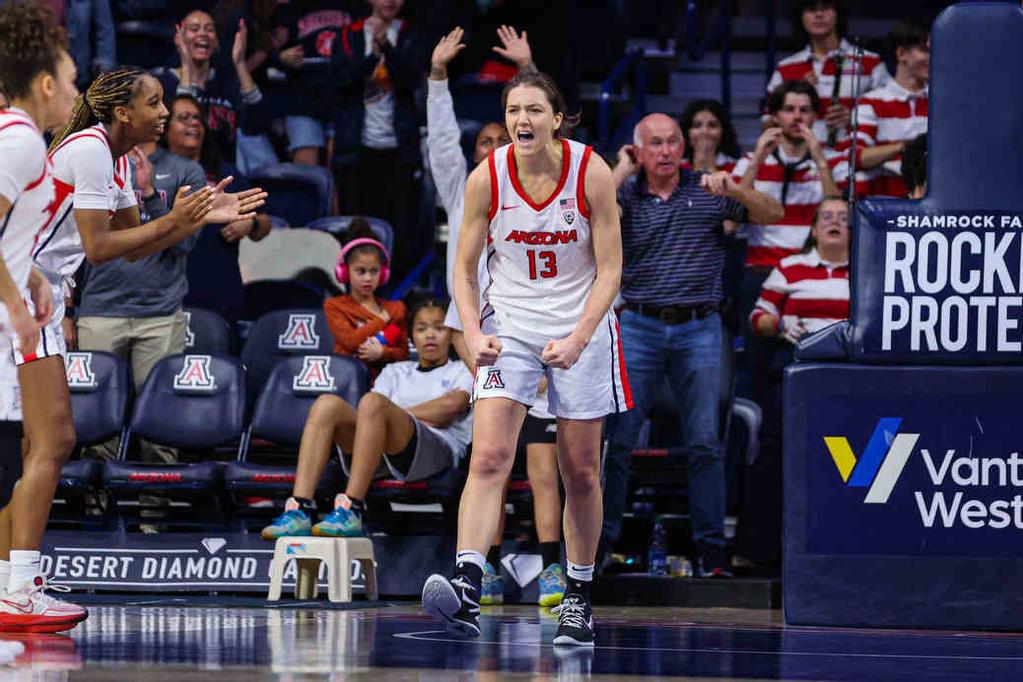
[
  {"xmin": 421, "ymin": 573, "xmax": 481, "ymax": 638},
  {"xmin": 552, "ymin": 593, "xmax": 594, "ymax": 646}
]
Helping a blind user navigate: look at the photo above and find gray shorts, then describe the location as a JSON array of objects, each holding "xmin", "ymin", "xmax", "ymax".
[{"xmin": 339, "ymin": 415, "xmax": 455, "ymax": 483}]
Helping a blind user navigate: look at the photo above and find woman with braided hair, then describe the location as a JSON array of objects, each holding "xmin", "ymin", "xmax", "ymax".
[{"xmin": 0, "ymin": 64, "xmax": 266, "ymax": 632}]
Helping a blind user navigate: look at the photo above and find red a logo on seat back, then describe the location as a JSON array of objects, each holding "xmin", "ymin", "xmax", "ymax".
[
  {"xmin": 278, "ymin": 314, "xmax": 320, "ymax": 350},
  {"xmin": 173, "ymin": 355, "xmax": 217, "ymax": 392},
  {"xmin": 65, "ymin": 352, "xmax": 96, "ymax": 389},
  {"xmin": 292, "ymin": 356, "xmax": 336, "ymax": 392}
]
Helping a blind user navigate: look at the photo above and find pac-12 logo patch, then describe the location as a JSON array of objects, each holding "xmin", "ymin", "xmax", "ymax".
[
  {"xmin": 560, "ymin": 197, "xmax": 576, "ymax": 225},
  {"xmin": 293, "ymin": 356, "xmax": 336, "ymax": 392},
  {"xmin": 278, "ymin": 314, "xmax": 320, "ymax": 350},
  {"xmin": 65, "ymin": 352, "xmax": 97, "ymax": 389},
  {"xmin": 173, "ymin": 354, "xmax": 216, "ymax": 392},
  {"xmin": 482, "ymin": 368, "xmax": 505, "ymax": 390}
]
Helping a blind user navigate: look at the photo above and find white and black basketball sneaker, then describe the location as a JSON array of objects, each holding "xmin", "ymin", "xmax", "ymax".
[
  {"xmin": 422, "ymin": 573, "xmax": 481, "ymax": 638},
  {"xmin": 552, "ymin": 593, "xmax": 594, "ymax": 646}
]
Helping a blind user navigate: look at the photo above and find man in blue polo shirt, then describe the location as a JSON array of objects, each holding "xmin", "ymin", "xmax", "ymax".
[{"xmin": 606, "ymin": 113, "xmax": 783, "ymax": 577}]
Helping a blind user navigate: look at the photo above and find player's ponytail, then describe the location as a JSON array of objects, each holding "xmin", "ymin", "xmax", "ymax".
[{"xmin": 49, "ymin": 66, "xmax": 147, "ymax": 152}]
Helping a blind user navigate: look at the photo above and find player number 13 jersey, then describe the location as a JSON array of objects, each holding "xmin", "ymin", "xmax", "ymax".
[{"xmin": 483, "ymin": 139, "xmax": 595, "ymax": 337}]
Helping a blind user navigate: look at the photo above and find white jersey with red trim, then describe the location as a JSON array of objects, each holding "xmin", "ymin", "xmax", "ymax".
[
  {"xmin": 0, "ymin": 107, "xmax": 53, "ymax": 331},
  {"xmin": 33, "ymin": 123, "xmax": 137, "ymax": 282},
  {"xmin": 484, "ymin": 139, "xmax": 595, "ymax": 339}
]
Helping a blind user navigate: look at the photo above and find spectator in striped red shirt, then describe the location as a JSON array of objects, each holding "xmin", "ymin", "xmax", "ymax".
[
  {"xmin": 737, "ymin": 196, "xmax": 850, "ymax": 569},
  {"xmin": 855, "ymin": 20, "xmax": 930, "ymax": 197},
  {"xmin": 764, "ymin": 1, "xmax": 889, "ymax": 148}
]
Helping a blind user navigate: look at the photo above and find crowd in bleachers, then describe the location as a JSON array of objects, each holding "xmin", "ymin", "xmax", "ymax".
[{"xmin": 12, "ymin": 0, "xmax": 939, "ymax": 585}]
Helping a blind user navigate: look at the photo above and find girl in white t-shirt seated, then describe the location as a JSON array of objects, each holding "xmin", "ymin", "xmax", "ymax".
[{"xmin": 262, "ymin": 298, "xmax": 474, "ymax": 539}]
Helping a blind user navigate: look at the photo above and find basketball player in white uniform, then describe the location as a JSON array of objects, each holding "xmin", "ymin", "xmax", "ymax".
[
  {"xmin": 423, "ymin": 71, "xmax": 628, "ymax": 646},
  {"xmin": 0, "ymin": 65, "xmax": 264, "ymax": 631},
  {"xmin": 0, "ymin": 1, "xmax": 88, "ymax": 632}
]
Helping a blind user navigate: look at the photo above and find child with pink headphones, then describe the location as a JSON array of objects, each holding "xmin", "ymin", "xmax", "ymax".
[{"xmin": 324, "ymin": 219, "xmax": 409, "ymax": 378}]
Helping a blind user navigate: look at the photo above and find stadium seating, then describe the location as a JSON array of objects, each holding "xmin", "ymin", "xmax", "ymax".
[
  {"xmin": 247, "ymin": 163, "xmax": 335, "ymax": 227},
  {"xmin": 116, "ymin": 21, "xmax": 175, "ymax": 69},
  {"xmin": 239, "ymin": 309, "xmax": 336, "ymax": 399},
  {"xmin": 103, "ymin": 353, "xmax": 247, "ymax": 529},
  {"xmin": 55, "ymin": 351, "xmax": 132, "ymax": 525},
  {"xmin": 306, "ymin": 216, "xmax": 395, "ymax": 255},
  {"xmin": 183, "ymin": 308, "xmax": 233, "ymax": 355},
  {"xmin": 225, "ymin": 354, "xmax": 369, "ymax": 516}
]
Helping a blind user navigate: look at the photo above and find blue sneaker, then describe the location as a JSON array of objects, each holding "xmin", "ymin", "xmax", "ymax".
[
  {"xmin": 539, "ymin": 563, "xmax": 566, "ymax": 607},
  {"xmin": 261, "ymin": 498, "xmax": 312, "ymax": 540},
  {"xmin": 312, "ymin": 494, "xmax": 364, "ymax": 537},
  {"xmin": 479, "ymin": 562, "xmax": 504, "ymax": 605}
]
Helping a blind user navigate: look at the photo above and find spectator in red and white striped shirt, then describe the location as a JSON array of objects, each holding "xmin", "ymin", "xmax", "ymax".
[
  {"xmin": 764, "ymin": 1, "xmax": 889, "ymax": 148},
  {"xmin": 855, "ymin": 20, "xmax": 930, "ymax": 197},
  {"xmin": 735, "ymin": 196, "xmax": 850, "ymax": 570},
  {"xmin": 751, "ymin": 196, "xmax": 850, "ymax": 344}
]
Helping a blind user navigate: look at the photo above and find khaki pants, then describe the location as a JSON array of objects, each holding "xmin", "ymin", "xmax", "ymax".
[{"xmin": 77, "ymin": 311, "xmax": 188, "ymax": 465}]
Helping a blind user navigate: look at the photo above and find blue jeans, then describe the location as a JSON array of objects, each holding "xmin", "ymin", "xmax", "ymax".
[{"xmin": 602, "ymin": 310, "xmax": 726, "ymax": 549}]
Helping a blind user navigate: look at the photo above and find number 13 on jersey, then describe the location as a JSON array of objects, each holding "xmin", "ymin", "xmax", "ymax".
[{"xmin": 527, "ymin": 250, "xmax": 558, "ymax": 279}]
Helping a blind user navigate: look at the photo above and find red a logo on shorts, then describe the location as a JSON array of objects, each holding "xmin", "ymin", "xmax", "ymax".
[
  {"xmin": 65, "ymin": 352, "xmax": 96, "ymax": 389},
  {"xmin": 278, "ymin": 314, "xmax": 320, "ymax": 350},
  {"xmin": 482, "ymin": 368, "xmax": 505, "ymax": 390},
  {"xmin": 173, "ymin": 355, "xmax": 216, "ymax": 392},
  {"xmin": 293, "ymin": 356, "xmax": 336, "ymax": 392}
]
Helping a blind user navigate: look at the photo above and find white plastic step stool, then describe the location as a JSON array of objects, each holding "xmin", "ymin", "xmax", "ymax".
[{"xmin": 267, "ymin": 536, "xmax": 378, "ymax": 602}]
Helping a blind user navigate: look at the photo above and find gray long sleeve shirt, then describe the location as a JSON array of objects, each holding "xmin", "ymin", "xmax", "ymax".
[{"xmin": 78, "ymin": 148, "xmax": 208, "ymax": 318}]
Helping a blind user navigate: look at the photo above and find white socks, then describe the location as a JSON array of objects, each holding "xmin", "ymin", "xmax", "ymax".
[
  {"xmin": 8, "ymin": 550, "xmax": 40, "ymax": 592},
  {"xmin": 566, "ymin": 561, "xmax": 594, "ymax": 582},
  {"xmin": 455, "ymin": 550, "xmax": 486, "ymax": 572}
]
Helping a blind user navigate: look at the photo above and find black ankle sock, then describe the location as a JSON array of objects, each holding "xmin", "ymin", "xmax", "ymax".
[
  {"xmin": 540, "ymin": 542, "xmax": 561, "ymax": 569},
  {"xmin": 456, "ymin": 562, "xmax": 483, "ymax": 594},
  {"xmin": 292, "ymin": 496, "xmax": 316, "ymax": 514},
  {"xmin": 486, "ymin": 545, "xmax": 501, "ymax": 568},
  {"xmin": 567, "ymin": 577, "xmax": 592, "ymax": 601}
]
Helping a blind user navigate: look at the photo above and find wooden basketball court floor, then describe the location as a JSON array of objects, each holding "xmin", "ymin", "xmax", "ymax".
[{"xmin": 1, "ymin": 596, "xmax": 1021, "ymax": 680}]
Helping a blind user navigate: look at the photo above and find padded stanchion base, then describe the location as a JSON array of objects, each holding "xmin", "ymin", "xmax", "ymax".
[{"xmin": 784, "ymin": 363, "xmax": 1023, "ymax": 630}]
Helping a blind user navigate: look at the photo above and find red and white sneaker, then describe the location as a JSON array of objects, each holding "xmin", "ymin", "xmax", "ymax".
[{"xmin": 0, "ymin": 575, "xmax": 88, "ymax": 633}]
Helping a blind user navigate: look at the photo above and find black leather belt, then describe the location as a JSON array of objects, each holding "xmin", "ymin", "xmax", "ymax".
[{"xmin": 625, "ymin": 302, "xmax": 717, "ymax": 325}]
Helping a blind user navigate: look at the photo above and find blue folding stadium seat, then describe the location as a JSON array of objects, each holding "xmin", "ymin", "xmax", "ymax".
[
  {"xmin": 246, "ymin": 163, "xmax": 334, "ymax": 227},
  {"xmin": 55, "ymin": 351, "xmax": 131, "ymax": 525},
  {"xmin": 306, "ymin": 216, "xmax": 395, "ymax": 255},
  {"xmin": 243, "ymin": 279, "xmax": 325, "ymax": 320},
  {"xmin": 239, "ymin": 308, "xmax": 335, "ymax": 400},
  {"xmin": 102, "ymin": 353, "xmax": 246, "ymax": 529},
  {"xmin": 184, "ymin": 307, "xmax": 233, "ymax": 355}
]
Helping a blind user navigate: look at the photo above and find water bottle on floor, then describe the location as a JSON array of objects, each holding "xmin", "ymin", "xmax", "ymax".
[{"xmin": 648, "ymin": 516, "xmax": 668, "ymax": 575}]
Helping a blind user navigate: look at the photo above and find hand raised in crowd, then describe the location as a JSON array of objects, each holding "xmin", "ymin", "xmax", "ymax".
[
  {"xmin": 700, "ymin": 170, "xmax": 739, "ymax": 197},
  {"xmin": 279, "ymin": 45, "xmax": 304, "ymax": 70},
  {"xmin": 232, "ymin": 18, "xmax": 248, "ymax": 67},
  {"xmin": 357, "ymin": 337, "xmax": 385, "ymax": 362},
  {"xmin": 823, "ymin": 103, "xmax": 850, "ymax": 133},
  {"xmin": 430, "ymin": 26, "xmax": 466, "ymax": 79},
  {"xmin": 365, "ymin": 16, "xmax": 388, "ymax": 53},
  {"xmin": 542, "ymin": 335, "xmax": 585, "ymax": 370},
  {"xmin": 615, "ymin": 144, "xmax": 639, "ymax": 175},
  {"xmin": 204, "ymin": 177, "xmax": 268, "ymax": 225},
  {"xmin": 128, "ymin": 146, "xmax": 154, "ymax": 197},
  {"xmin": 467, "ymin": 332, "xmax": 502, "ymax": 367},
  {"xmin": 753, "ymin": 127, "xmax": 783, "ymax": 161},
  {"xmin": 493, "ymin": 25, "xmax": 533, "ymax": 70},
  {"xmin": 797, "ymin": 123, "xmax": 826, "ymax": 162}
]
